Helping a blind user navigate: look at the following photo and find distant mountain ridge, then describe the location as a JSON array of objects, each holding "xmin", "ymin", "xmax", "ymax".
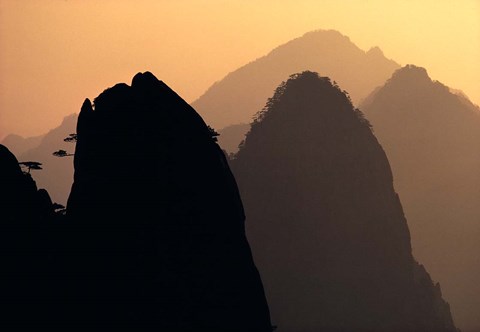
[
  {"xmin": 361, "ymin": 65, "xmax": 480, "ymax": 332},
  {"xmin": 1, "ymin": 29, "xmax": 399, "ymax": 198},
  {"xmin": 217, "ymin": 123, "xmax": 250, "ymax": 155},
  {"xmin": 193, "ymin": 29, "xmax": 400, "ymax": 129},
  {"xmin": 1, "ymin": 133, "xmax": 44, "ymax": 156},
  {"xmin": 15, "ymin": 114, "xmax": 77, "ymax": 204}
]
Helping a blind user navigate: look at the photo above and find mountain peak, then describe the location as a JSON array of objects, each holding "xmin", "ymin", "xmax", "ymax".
[
  {"xmin": 301, "ymin": 29, "xmax": 352, "ymax": 41},
  {"xmin": 367, "ymin": 46, "xmax": 384, "ymax": 57},
  {"xmin": 131, "ymin": 71, "xmax": 161, "ymax": 89},
  {"xmin": 390, "ymin": 64, "xmax": 431, "ymax": 84},
  {"xmin": 249, "ymin": 71, "xmax": 359, "ymax": 128}
]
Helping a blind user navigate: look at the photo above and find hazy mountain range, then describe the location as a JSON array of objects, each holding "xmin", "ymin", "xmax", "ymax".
[
  {"xmin": 1, "ymin": 70, "xmax": 460, "ymax": 331},
  {"xmin": 361, "ymin": 65, "xmax": 480, "ymax": 332},
  {"xmin": 1, "ymin": 29, "xmax": 399, "ymax": 203},
  {"xmin": 2, "ymin": 29, "xmax": 479, "ymax": 331},
  {"xmin": 231, "ymin": 71, "xmax": 456, "ymax": 332},
  {"xmin": 1, "ymin": 133, "xmax": 44, "ymax": 157},
  {"xmin": 192, "ymin": 29, "xmax": 399, "ymax": 129},
  {"xmin": 220, "ymin": 65, "xmax": 480, "ymax": 331},
  {"xmin": 2, "ymin": 114, "xmax": 77, "ymax": 204}
]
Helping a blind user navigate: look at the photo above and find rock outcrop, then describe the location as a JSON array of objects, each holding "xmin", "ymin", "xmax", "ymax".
[
  {"xmin": 361, "ymin": 65, "xmax": 480, "ymax": 332},
  {"xmin": 231, "ymin": 71, "xmax": 456, "ymax": 332},
  {"xmin": 66, "ymin": 72, "xmax": 271, "ymax": 330}
]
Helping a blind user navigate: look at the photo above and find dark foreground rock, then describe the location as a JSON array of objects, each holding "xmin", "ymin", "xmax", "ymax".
[
  {"xmin": 65, "ymin": 72, "xmax": 271, "ymax": 331},
  {"xmin": 0, "ymin": 144, "xmax": 63, "ymax": 326}
]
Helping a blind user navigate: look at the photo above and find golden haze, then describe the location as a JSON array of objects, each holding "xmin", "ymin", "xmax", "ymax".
[{"xmin": 0, "ymin": 0, "xmax": 479, "ymax": 138}]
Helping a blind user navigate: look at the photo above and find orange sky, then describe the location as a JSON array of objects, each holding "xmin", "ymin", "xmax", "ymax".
[{"xmin": 0, "ymin": 0, "xmax": 479, "ymax": 138}]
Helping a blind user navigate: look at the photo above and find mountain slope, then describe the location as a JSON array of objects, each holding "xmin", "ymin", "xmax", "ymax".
[
  {"xmin": 0, "ymin": 144, "xmax": 61, "ymax": 326},
  {"xmin": 231, "ymin": 71, "xmax": 456, "ymax": 332},
  {"xmin": 193, "ymin": 29, "xmax": 399, "ymax": 129},
  {"xmin": 361, "ymin": 65, "xmax": 480, "ymax": 332}
]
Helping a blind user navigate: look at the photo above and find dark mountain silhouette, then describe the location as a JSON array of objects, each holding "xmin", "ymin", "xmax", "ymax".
[
  {"xmin": 1, "ymin": 133, "xmax": 44, "ymax": 156},
  {"xmin": 231, "ymin": 72, "xmax": 456, "ymax": 332},
  {"xmin": 65, "ymin": 72, "xmax": 271, "ymax": 330},
  {"xmin": 0, "ymin": 144, "xmax": 55, "ymax": 225},
  {"xmin": 0, "ymin": 144, "xmax": 62, "ymax": 326},
  {"xmin": 360, "ymin": 65, "xmax": 480, "ymax": 332},
  {"xmin": 192, "ymin": 29, "xmax": 399, "ymax": 130},
  {"xmin": 218, "ymin": 123, "xmax": 250, "ymax": 154}
]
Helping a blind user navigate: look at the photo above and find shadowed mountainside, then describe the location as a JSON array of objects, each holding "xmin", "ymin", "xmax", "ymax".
[
  {"xmin": 192, "ymin": 29, "xmax": 399, "ymax": 129},
  {"xmin": 0, "ymin": 144, "xmax": 55, "ymax": 231},
  {"xmin": 361, "ymin": 65, "xmax": 480, "ymax": 332},
  {"xmin": 65, "ymin": 72, "xmax": 271, "ymax": 330},
  {"xmin": 231, "ymin": 71, "xmax": 456, "ymax": 332},
  {"xmin": 0, "ymin": 144, "xmax": 62, "ymax": 326}
]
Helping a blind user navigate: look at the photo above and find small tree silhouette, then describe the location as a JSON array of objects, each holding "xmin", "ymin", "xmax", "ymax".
[
  {"xmin": 64, "ymin": 133, "xmax": 77, "ymax": 143},
  {"xmin": 207, "ymin": 126, "xmax": 220, "ymax": 142},
  {"xmin": 53, "ymin": 133, "xmax": 77, "ymax": 157},
  {"xmin": 18, "ymin": 161, "xmax": 43, "ymax": 174},
  {"xmin": 53, "ymin": 150, "xmax": 74, "ymax": 157}
]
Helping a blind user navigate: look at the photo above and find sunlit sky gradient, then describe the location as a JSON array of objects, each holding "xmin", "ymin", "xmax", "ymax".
[{"xmin": 0, "ymin": 0, "xmax": 479, "ymax": 138}]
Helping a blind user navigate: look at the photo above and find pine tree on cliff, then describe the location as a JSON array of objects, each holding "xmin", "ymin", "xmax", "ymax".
[{"xmin": 231, "ymin": 71, "xmax": 457, "ymax": 332}]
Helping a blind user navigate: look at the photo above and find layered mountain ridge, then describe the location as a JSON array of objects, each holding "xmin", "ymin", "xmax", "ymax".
[
  {"xmin": 192, "ymin": 29, "xmax": 399, "ymax": 129},
  {"xmin": 231, "ymin": 71, "xmax": 456, "ymax": 332},
  {"xmin": 361, "ymin": 64, "xmax": 480, "ymax": 332}
]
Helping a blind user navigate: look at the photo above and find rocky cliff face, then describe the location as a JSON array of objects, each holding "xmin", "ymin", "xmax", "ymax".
[
  {"xmin": 66, "ymin": 72, "xmax": 271, "ymax": 330},
  {"xmin": 360, "ymin": 65, "xmax": 480, "ymax": 332},
  {"xmin": 231, "ymin": 71, "xmax": 456, "ymax": 332}
]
